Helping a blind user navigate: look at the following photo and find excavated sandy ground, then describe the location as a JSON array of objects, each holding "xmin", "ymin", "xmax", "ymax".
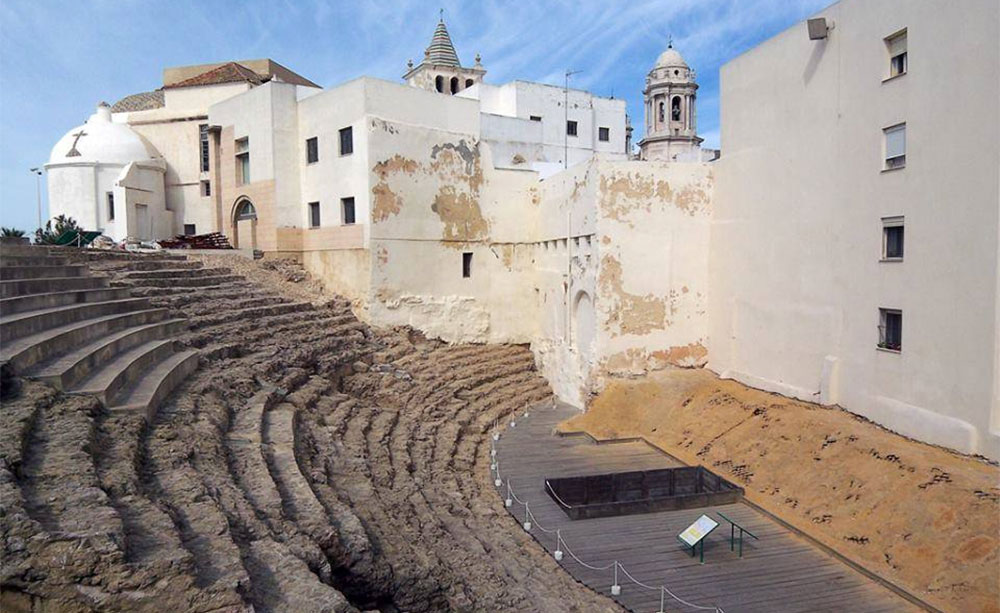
[{"xmin": 559, "ymin": 368, "xmax": 1000, "ymax": 613}]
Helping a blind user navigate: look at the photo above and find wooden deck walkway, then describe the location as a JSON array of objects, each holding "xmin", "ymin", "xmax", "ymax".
[{"xmin": 494, "ymin": 401, "xmax": 917, "ymax": 612}]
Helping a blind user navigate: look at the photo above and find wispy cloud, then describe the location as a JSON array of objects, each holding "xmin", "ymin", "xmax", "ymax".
[{"xmin": 0, "ymin": 0, "xmax": 832, "ymax": 231}]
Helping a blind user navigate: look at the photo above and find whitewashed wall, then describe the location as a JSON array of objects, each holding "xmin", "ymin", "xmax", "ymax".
[{"xmin": 710, "ymin": 0, "xmax": 1000, "ymax": 459}]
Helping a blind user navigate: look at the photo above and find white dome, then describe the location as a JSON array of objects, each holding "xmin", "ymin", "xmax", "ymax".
[
  {"xmin": 655, "ymin": 46, "xmax": 688, "ymax": 69},
  {"xmin": 48, "ymin": 103, "xmax": 160, "ymax": 166}
]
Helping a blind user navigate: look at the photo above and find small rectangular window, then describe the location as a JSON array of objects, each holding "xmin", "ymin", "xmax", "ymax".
[
  {"xmin": 306, "ymin": 137, "xmax": 318, "ymax": 164},
  {"xmin": 199, "ymin": 124, "xmax": 210, "ymax": 172},
  {"xmin": 882, "ymin": 216, "xmax": 904, "ymax": 260},
  {"xmin": 878, "ymin": 308, "xmax": 902, "ymax": 351},
  {"xmin": 107, "ymin": 192, "xmax": 115, "ymax": 221},
  {"xmin": 566, "ymin": 120, "xmax": 578, "ymax": 136},
  {"xmin": 529, "ymin": 115, "xmax": 542, "ymax": 122},
  {"xmin": 184, "ymin": 224, "xmax": 196, "ymax": 236},
  {"xmin": 201, "ymin": 180, "xmax": 211, "ymax": 197},
  {"xmin": 462, "ymin": 252, "xmax": 473, "ymax": 278},
  {"xmin": 884, "ymin": 124, "xmax": 905, "ymax": 169},
  {"xmin": 308, "ymin": 201, "xmax": 321, "ymax": 228},
  {"xmin": 886, "ymin": 29, "xmax": 907, "ymax": 78},
  {"xmin": 598, "ymin": 127, "xmax": 610, "ymax": 142},
  {"xmin": 339, "ymin": 126, "xmax": 353, "ymax": 155},
  {"xmin": 341, "ymin": 197, "xmax": 356, "ymax": 225},
  {"xmin": 235, "ymin": 137, "xmax": 250, "ymax": 185}
]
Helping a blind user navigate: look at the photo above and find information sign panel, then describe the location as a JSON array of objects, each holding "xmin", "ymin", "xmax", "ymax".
[{"xmin": 678, "ymin": 514, "xmax": 719, "ymax": 547}]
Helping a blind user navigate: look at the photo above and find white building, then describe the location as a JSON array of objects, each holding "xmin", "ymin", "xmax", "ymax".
[
  {"xmin": 41, "ymin": 3, "xmax": 999, "ymax": 461},
  {"xmin": 710, "ymin": 0, "xmax": 1000, "ymax": 459},
  {"xmin": 45, "ymin": 103, "xmax": 170, "ymax": 241},
  {"xmin": 460, "ymin": 80, "xmax": 627, "ymax": 177}
]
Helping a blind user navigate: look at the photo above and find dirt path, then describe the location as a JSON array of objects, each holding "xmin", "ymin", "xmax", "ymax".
[{"xmin": 560, "ymin": 368, "xmax": 1000, "ymax": 613}]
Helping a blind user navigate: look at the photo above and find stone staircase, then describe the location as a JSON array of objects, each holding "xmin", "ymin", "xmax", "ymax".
[{"xmin": 0, "ymin": 246, "xmax": 197, "ymax": 418}]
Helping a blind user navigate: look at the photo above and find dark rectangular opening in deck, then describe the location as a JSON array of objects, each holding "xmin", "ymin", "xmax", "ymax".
[{"xmin": 547, "ymin": 466, "xmax": 744, "ymax": 520}]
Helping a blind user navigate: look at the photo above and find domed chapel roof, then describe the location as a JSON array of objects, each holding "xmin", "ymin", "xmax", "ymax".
[{"xmin": 48, "ymin": 103, "xmax": 160, "ymax": 166}]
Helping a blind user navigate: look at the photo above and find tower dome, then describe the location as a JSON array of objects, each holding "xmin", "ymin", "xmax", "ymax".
[
  {"xmin": 640, "ymin": 43, "xmax": 702, "ymax": 161},
  {"xmin": 655, "ymin": 45, "xmax": 688, "ymax": 69},
  {"xmin": 48, "ymin": 103, "xmax": 160, "ymax": 166}
]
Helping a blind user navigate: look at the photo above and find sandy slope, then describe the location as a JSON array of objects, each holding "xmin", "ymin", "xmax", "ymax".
[{"xmin": 559, "ymin": 368, "xmax": 1000, "ymax": 613}]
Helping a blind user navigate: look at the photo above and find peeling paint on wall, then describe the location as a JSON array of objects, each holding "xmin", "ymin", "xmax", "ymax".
[
  {"xmin": 431, "ymin": 186, "xmax": 489, "ymax": 242},
  {"xmin": 372, "ymin": 155, "xmax": 418, "ymax": 222},
  {"xmin": 601, "ymin": 341, "xmax": 708, "ymax": 376},
  {"xmin": 654, "ymin": 342, "xmax": 708, "ymax": 367},
  {"xmin": 598, "ymin": 255, "xmax": 667, "ymax": 336},
  {"xmin": 370, "ymin": 137, "xmax": 489, "ymax": 243},
  {"xmin": 598, "ymin": 168, "xmax": 710, "ymax": 226}
]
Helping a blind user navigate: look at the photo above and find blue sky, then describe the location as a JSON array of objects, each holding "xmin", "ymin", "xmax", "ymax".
[{"xmin": 0, "ymin": 0, "xmax": 832, "ymax": 233}]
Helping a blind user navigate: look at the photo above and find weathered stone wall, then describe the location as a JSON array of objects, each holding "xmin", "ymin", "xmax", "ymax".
[
  {"xmin": 365, "ymin": 118, "xmax": 539, "ymax": 343},
  {"xmin": 533, "ymin": 158, "xmax": 713, "ymax": 405}
]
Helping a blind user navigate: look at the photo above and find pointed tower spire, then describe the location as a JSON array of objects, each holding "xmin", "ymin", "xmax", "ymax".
[
  {"xmin": 403, "ymin": 13, "xmax": 485, "ymax": 93},
  {"xmin": 425, "ymin": 17, "xmax": 461, "ymax": 67}
]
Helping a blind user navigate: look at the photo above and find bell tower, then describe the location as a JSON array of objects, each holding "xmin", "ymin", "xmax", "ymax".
[
  {"xmin": 403, "ymin": 15, "xmax": 485, "ymax": 95},
  {"xmin": 639, "ymin": 42, "xmax": 702, "ymax": 161}
]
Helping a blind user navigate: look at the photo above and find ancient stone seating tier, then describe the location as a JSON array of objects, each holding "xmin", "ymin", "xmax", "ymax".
[
  {"xmin": 1, "ymin": 244, "xmax": 611, "ymax": 612},
  {"xmin": 0, "ymin": 246, "xmax": 197, "ymax": 417}
]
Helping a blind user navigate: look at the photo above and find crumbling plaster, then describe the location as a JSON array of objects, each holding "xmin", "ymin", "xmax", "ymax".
[{"xmin": 533, "ymin": 159, "xmax": 713, "ymax": 405}]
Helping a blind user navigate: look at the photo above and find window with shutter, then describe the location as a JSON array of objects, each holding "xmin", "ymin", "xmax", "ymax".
[{"xmin": 884, "ymin": 124, "xmax": 906, "ymax": 169}]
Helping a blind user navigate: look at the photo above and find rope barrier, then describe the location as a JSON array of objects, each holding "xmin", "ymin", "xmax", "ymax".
[
  {"xmin": 616, "ymin": 561, "xmax": 661, "ymax": 591},
  {"xmin": 544, "ymin": 479, "xmax": 574, "ymax": 509},
  {"xmin": 557, "ymin": 536, "xmax": 617, "ymax": 571},
  {"xmin": 494, "ymin": 409, "xmax": 726, "ymax": 613}
]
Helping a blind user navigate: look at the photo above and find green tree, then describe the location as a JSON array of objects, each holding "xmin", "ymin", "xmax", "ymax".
[
  {"xmin": 34, "ymin": 215, "xmax": 80, "ymax": 244},
  {"xmin": 1, "ymin": 227, "xmax": 26, "ymax": 237}
]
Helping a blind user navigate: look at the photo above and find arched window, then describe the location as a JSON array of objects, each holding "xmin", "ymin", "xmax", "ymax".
[
  {"xmin": 450, "ymin": 76, "xmax": 459, "ymax": 94},
  {"xmin": 435, "ymin": 75, "xmax": 444, "ymax": 92},
  {"xmin": 658, "ymin": 101, "xmax": 665, "ymax": 123},
  {"xmin": 234, "ymin": 199, "xmax": 257, "ymax": 221},
  {"xmin": 671, "ymin": 96, "xmax": 682, "ymax": 121},
  {"xmin": 465, "ymin": 78, "xmax": 474, "ymax": 89}
]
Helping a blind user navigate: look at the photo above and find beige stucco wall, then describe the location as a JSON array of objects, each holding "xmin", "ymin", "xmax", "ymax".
[
  {"xmin": 533, "ymin": 158, "xmax": 713, "ymax": 405},
  {"xmin": 710, "ymin": 0, "xmax": 1000, "ymax": 459},
  {"xmin": 365, "ymin": 108, "xmax": 539, "ymax": 343},
  {"xmin": 595, "ymin": 160, "xmax": 712, "ymax": 377}
]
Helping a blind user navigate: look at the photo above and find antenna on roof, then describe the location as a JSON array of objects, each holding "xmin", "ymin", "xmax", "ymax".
[
  {"xmin": 564, "ymin": 68, "xmax": 583, "ymax": 169},
  {"xmin": 439, "ymin": 7, "xmax": 444, "ymax": 21},
  {"xmin": 668, "ymin": 34, "xmax": 673, "ymax": 48}
]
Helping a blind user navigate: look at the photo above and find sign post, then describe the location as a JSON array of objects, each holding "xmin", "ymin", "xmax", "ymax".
[{"xmin": 677, "ymin": 514, "xmax": 719, "ymax": 564}]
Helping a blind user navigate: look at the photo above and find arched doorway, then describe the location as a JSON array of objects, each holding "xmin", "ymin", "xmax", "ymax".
[
  {"xmin": 573, "ymin": 291, "xmax": 595, "ymax": 363},
  {"xmin": 232, "ymin": 198, "xmax": 257, "ymax": 250}
]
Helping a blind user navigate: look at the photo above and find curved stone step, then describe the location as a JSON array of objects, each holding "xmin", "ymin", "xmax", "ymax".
[
  {"xmin": 66, "ymin": 251, "xmax": 187, "ymax": 263},
  {"xmin": 122, "ymin": 267, "xmax": 231, "ymax": 279},
  {"xmin": 227, "ymin": 389, "xmax": 286, "ymax": 521},
  {"xmin": 0, "ymin": 264, "xmax": 90, "ymax": 281},
  {"xmin": 115, "ymin": 274, "xmax": 243, "ymax": 288},
  {"xmin": 32, "ymin": 319, "xmax": 188, "ymax": 391},
  {"xmin": 0, "ymin": 297, "xmax": 151, "ymax": 343},
  {"xmin": 0, "ymin": 287, "xmax": 132, "ymax": 317},
  {"xmin": 96, "ymin": 259, "xmax": 204, "ymax": 272},
  {"xmin": 1, "ymin": 308, "xmax": 169, "ymax": 372},
  {"xmin": 246, "ymin": 540, "xmax": 355, "ymax": 613},
  {"xmin": 263, "ymin": 404, "xmax": 332, "ymax": 538},
  {"xmin": 0, "ymin": 255, "xmax": 68, "ymax": 267},
  {"xmin": 70, "ymin": 338, "xmax": 181, "ymax": 406},
  {"xmin": 109, "ymin": 349, "xmax": 199, "ymax": 420},
  {"xmin": 189, "ymin": 302, "xmax": 313, "ymax": 330},
  {"xmin": 1, "ymin": 275, "xmax": 108, "ymax": 299}
]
